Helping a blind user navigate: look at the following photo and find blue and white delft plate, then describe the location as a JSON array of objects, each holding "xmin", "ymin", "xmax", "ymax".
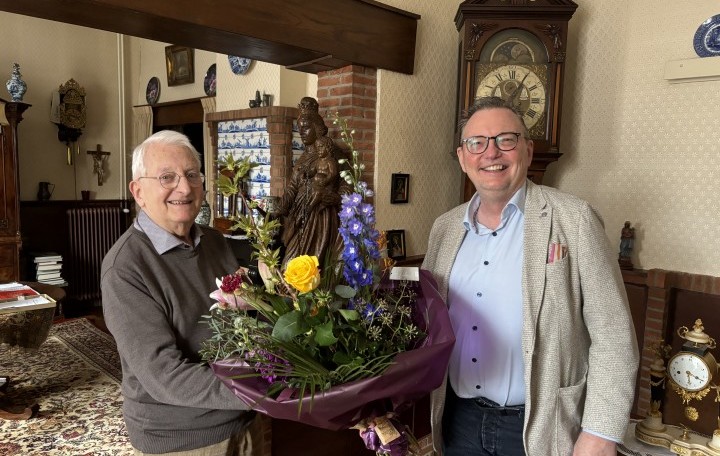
[
  {"xmin": 694, "ymin": 14, "xmax": 720, "ymax": 58},
  {"xmin": 228, "ymin": 56, "xmax": 252, "ymax": 75}
]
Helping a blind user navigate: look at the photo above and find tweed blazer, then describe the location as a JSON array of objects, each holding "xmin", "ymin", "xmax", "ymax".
[{"xmin": 423, "ymin": 181, "xmax": 639, "ymax": 455}]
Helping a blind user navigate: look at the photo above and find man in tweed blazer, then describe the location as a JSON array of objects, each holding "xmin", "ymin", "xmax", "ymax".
[{"xmin": 422, "ymin": 97, "xmax": 638, "ymax": 455}]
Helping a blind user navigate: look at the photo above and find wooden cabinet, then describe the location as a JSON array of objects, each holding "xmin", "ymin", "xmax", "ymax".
[{"xmin": 0, "ymin": 99, "xmax": 30, "ymax": 282}]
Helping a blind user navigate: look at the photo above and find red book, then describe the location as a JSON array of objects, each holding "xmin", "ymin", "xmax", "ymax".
[{"xmin": 0, "ymin": 285, "xmax": 39, "ymax": 301}]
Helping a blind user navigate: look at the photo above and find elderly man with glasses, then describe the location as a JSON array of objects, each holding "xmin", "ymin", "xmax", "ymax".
[
  {"xmin": 423, "ymin": 97, "xmax": 638, "ymax": 455},
  {"xmin": 101, "ymin": 130, "xmax": 260, "ymax": 455}
]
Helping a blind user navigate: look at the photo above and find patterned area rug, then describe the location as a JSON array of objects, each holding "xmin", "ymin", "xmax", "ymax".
[{"xmin": 0, "ymin": 318, "xmax": 131, "ymax": 455}]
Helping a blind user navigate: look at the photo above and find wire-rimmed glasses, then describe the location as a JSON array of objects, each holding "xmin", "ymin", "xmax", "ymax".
[{"xmin": 138, "ymin": 171, "xmax": 205, "ymax": 189}]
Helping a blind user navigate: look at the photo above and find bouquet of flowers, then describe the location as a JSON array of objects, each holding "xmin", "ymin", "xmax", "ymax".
[{"xmin": 201, "ymin": 115, "xmax": 454, "ymax": 455}]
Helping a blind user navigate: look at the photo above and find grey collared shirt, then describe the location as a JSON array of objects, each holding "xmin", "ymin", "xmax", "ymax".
[{"xmin": 133, "ymin": 210, "xmax": 202, "ymax": 255}]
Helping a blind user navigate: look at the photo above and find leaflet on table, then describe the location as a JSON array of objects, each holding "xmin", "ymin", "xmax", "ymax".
[{"xmin": 0, "ymin": 294, "xmax": 54, "ymax": 311}]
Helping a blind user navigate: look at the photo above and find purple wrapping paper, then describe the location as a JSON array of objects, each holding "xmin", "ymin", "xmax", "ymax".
[{"xmin": 211, "ymin": 269, "xmax": 455, "ymax": 430}]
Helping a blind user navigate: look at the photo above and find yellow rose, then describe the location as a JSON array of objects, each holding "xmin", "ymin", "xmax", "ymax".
[{"xmin": 284, "ymin": 255, "xmax": 321, "ymax": 293}]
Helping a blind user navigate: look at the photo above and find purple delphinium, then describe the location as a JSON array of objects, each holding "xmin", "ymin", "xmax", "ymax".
[{"xmin": 339, "ymin": 189, "xmax": 380, "ymax": 290}]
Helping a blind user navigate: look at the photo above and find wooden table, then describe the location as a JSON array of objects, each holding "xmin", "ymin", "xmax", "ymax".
[{"xmin": 0, "ymin": 283, "xmax": 62, "ymax": 420}]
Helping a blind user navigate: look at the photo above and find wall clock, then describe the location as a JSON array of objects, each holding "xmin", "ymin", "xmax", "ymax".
[{"xmin": 455, "ymin": 0, "xmax": 578, "ymax": 201}]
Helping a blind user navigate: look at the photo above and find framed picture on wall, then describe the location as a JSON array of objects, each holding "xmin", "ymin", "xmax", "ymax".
[
  {"xmin": 386, "ymin": 229, "xmax": 406, "ymax": 260},
  {"xmin": 165, "ymin": 45, "xmax": 195, "ymax": 86},
  {"xmin": 390, "ymin": 173, "xmax": 409, "ymax": 204}
]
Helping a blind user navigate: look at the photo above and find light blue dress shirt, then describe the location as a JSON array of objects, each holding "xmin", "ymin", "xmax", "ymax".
[{"xmin": 447, "ymin": 185, "xmax": 526, "ymax": 406}]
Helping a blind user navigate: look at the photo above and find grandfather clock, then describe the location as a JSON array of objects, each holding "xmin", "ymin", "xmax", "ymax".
[{"xmin": 455, "ymin": 0, "xmax": 578, "ymax": 201}]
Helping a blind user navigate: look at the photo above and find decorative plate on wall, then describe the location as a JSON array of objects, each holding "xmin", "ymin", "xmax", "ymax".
[
  {"xmin": 228, "ymin": 56, "xmax": 252, "ymax": 75},
  {"xmin": 146, "ymin": 77, "xmax": 160, "ymax": 105},
  {"xmin": 694, "ymin": 14, "xmax": 720, "ymax": 58},
  {"xmin": 204, "ymin": 63, "xmax": 217, "ymax": 96}
]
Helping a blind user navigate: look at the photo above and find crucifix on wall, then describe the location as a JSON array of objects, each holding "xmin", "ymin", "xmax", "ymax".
[{"xmin": 87, "ymin": 144, "xmax": 111, "ymax": 186}]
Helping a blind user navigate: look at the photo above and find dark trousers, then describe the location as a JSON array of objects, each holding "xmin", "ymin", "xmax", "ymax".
[{"xmin": 442, "ymin": 388, "xmax": 526, "ymax": 456}]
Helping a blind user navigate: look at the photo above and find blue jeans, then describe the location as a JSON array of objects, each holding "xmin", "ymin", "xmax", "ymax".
[{"xmin": 442, "ymin": 389, "xmax": 526, "ymax": 456}]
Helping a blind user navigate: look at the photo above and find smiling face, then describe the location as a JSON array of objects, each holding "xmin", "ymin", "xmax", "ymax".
[
  {"xmin": 129, "ymin": 143, "xmax": 203, "ymax": 241},
  {"xmin": 457, "ymin": 107, "xmax": 533, "ymax": 206}
]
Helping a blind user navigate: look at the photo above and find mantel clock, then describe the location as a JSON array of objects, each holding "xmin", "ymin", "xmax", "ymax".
[
  {"xmin": 635, "ymin": 319, "xmax": 720, "ymax": 455},
  {"xmin": 455, "ymin": 0, "xmax": 578, "ymax": 201}
]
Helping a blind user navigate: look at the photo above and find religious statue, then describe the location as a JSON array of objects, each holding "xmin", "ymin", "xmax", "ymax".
[
  {"xmin": 276, "ymin": 97, "xmax": 350, "ymax": 266},
  {"xmin": 87, "ymin": 144, "xmax": 110, "ymax": 186},
  {"xmin": 618, "ymin": 221, "xmax": 635, "ymax": 270}
]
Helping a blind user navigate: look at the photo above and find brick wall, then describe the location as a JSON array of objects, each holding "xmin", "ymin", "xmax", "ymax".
[{"xmin": 316, "ymin": 65, "xmax": 377, "ymax": 191}]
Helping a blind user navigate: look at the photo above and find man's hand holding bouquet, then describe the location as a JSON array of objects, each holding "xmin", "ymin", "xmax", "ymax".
[{"xmin": 200, "ymin": 115, "xmax": 454, "ymax": 455}]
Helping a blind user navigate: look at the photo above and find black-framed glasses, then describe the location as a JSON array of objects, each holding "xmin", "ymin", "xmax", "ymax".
[
  {"xmin": 460, "ymin": 132, "xmax": 522, "ymax": 155},
  {"xmin": 138, "ymin": 171, "xmax": 205, "ymax": 189}
]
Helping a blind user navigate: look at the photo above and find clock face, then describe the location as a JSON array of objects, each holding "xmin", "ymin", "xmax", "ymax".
[
  {"xmin": 476, "ymin": 64, "xmax": 547, "ymax": 132},
  {"xmin": 667, "ymin": 352, "xmax": 712, "ymax": 392},
  {"xmin": 473, "ymin": 28, "xmax": 550, "ymax": 139}
]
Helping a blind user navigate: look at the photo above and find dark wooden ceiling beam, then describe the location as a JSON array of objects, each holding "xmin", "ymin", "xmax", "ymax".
[{"xmin": 0, "ymin": 0, "xmax": 420, "ymax": 74}]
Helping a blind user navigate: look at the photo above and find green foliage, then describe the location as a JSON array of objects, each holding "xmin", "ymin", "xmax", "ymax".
[
  {"xmin": 200, "ymin": 275, "xmax": 425, "ymax": 399},
  {"xmin": 216, "ymin": 155, "xmax": 258, "ymax": 197},
  {"xmin": 200, "ymin": 116, "xmax": 425, "ymax": 407}
]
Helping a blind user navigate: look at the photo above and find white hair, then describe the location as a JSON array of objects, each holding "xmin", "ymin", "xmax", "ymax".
[{"xmin": 131, "ymin": 130, "xmax": 201, "ymax": 179}]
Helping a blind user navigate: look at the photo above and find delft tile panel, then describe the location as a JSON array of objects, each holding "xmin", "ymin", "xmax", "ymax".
[
  {"xmin": 292, "ymin": 133, "xmax": 304, "ymax": 151},
  {"xmin": 218, "ymin": 118, "xmax": 267, "ymax": 134},
  {"xmin": 249, "ymin": 165, "xmax": 271, "ymax": 183},
  {"xmin": 247, "ymin": 181, "xmax": 270, "ymax": 199},
  {"xmin": 218, "ymin": 132, "xmax": 269, "ymax": 150}
]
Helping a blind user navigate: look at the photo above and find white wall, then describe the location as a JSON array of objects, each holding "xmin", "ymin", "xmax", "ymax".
[
  {"xmin": 547, "ymin": 0, "xmax": 720, "ymax": 275},
  {"xmin": 0, "ymin": 12, "xmax": 121, "ymax": 201},
  {"xmin": 374, "ymin": 0, "xmax": 462, "ymax": 258}
]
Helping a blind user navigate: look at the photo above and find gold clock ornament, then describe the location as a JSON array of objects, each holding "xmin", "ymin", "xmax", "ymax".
[
  {"xmin": 668, "ymin": 320, "xmax": 717, "ymax": 400},
  {"xmin": 455, "ymin": 0, "xmax": 578, "ymax": 201},
  {"xmin": 635, "ymin": 319, "xmax": 720, "ymax": 455}
]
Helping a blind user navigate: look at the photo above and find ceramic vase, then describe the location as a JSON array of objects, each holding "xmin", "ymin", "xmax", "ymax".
[
  {"xmin": 6, "ymin": 63, "xmax": 27, "ymax": 102},
  {"xmin": 195, "ymin": 192, "xmax": 212, "ymax": 225}
]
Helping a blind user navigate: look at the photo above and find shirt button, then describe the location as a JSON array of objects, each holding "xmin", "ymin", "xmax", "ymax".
[
  {"xmin": 472, "ymin": 326, "xmax": 478, "ymax": 331},
  {"xmin": 476, "ymin": 292, "xmax": 482, "ymax": 297},
  {"xmin": 475, "ymin": 385, "xmax": 481, "ymax": 390},
  {"xmin": 492, "ymin": 232, "xmax": 497, "ymax": 236},
  {"xmin": 483, "ymin": 261, "xmax": 489, "ymax": 265},
  {"xmin": 472, "ymin": 358, "xmax": 477, "ymax": 363}
]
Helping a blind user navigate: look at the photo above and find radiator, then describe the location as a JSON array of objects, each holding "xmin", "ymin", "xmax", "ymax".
[{"xmin": 67, "ymin": 207, "xmax": 125, "ymax": 303}]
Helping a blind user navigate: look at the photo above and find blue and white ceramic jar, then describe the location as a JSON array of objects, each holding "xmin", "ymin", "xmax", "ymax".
[
  {"xmin": 6, "ymin": 63, "xmax": 27, "ymax": 102},
  {"xmin": 195, "ymin": 192, "xmax": 212, "ymax": 226}
]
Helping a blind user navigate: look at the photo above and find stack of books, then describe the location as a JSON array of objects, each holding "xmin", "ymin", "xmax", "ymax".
[{"xmin": 32, "ymin": 252, "xmax": 67, "ymax": 286}]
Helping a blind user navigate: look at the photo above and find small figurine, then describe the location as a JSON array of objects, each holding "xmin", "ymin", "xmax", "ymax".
[{"xmin": 618, "ymin": 221, "xmax": 635, "ymax": 270}]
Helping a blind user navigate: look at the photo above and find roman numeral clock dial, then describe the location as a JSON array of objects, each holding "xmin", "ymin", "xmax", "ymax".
[
  {"xmin": 455, "ymin": 0, "xmax": 577, "ymax": 200},
  {"xmin": 476, "ymin": 64, "xmax": 547, "ymax": 133}
]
